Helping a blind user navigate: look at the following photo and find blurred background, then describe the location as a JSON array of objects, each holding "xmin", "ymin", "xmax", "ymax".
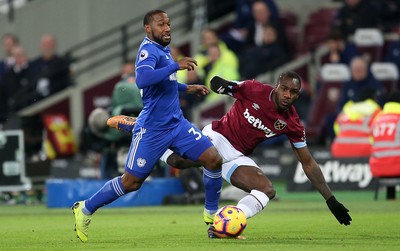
[{"xmin": 0, "ymin": 0, "xmax": 399, "ymax": 206}]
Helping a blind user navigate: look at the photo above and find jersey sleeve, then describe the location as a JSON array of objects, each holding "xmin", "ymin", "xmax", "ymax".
[
  {"xmin": 135, "ymin": 44, "xmax": 179, "ymax": 89},
  {"xmin": 287, "ymin": 116, "xmax": 307, "ymax": 148},
  {"xmin": 232, "ymin": 80, "xmax": 253, "ymax": 100}
]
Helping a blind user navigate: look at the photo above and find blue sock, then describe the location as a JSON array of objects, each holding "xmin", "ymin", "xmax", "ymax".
[
  {"xmin": 203, "ymin": 168, "xmax": 222, "ymax": 212},
  {"xmin": 83, "ymin": 176, "xmax": 126, "ymax": 214}
]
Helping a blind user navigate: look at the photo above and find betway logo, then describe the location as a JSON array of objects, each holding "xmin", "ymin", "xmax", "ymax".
[
  {"xmin": 243, "ymin": 108, "xmax": 276, "ymax": 138},
  {"xmin": 293, "ymin": 160, "xmax": 372, "ymax": 188}
]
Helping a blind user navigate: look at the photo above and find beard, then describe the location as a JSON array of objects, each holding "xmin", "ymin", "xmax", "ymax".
[{"xmin": 152, "ymin": 32, "xmax": 170, "ymax": 47}]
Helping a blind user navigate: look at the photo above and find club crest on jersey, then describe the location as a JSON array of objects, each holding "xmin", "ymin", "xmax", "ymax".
[
  {"xmin": 252, "ymin": 103, "xmax": 260, "ymax": 110},
  {"xmin": 138, "ymin": 49, "xmax": 148, "ymax": 61},
  {"xmin": 137, "ymin": 158, "xmax": 146, "ymax": 168},
  {"xmin": 274, "ymin": 119, "xmax": 287, "ymax": 130}
]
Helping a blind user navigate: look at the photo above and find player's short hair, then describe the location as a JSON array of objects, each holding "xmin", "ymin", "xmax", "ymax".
[
  {"xmin": 143, "ymin": 9, "xmax": 166, "ymax": 26},
  {"xmin": 278, "ymin": 71, "xmax": 302, "ymax": 89}
]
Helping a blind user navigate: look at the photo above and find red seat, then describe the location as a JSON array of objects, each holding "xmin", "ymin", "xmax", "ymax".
[
  {"xmin": 301, "ymin": 24, "xmax": 331, "ymax": 52},
  {"xmin": 309, "ymin": 8, "xmax": 337, "ymax": 25},
  {"xmin": 279, "ymin": 11, "xmax": 298, "ymax": 27},
  {"xmin": 285, "ymin": 26, "xmax": 300, "ymax": 56}
]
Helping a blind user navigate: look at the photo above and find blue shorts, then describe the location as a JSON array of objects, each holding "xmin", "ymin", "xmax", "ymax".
[{"xmin": 125, "ymin": 119, "xmax": 212, "ymax": 179}]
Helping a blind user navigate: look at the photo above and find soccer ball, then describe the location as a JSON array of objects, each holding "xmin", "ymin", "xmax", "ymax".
[{"xmin": 213, "ymin": 205, "xmax": 247, "ymax": 237}]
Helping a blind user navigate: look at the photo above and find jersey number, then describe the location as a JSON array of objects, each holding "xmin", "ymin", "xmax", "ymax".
[
  {"xmin": 372, "ymin": 122, "xmax": 396, "ymax": 137},
  {"xmin": 188, "ymin": 127, "xmax": 202, "ymax": 140}
]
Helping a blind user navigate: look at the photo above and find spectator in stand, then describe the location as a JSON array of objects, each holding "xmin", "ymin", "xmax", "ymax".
[
  {"xmin": 323, "ymin": 56, "xmax": 384, "ymax": 142},
  {"xmin": 245, "ymin": 0, "xmax": 289, "ymax": 55},
  {"xmin": 234, "ymin": 0, "xmax": 279, "ymax": 28},
  {"xmin": 0, "ymin": 46, "xmax": 35, "ymax": 120},
  {"xmin": 240, "ymin": 24, "xmax": 289, "ymax": 79},
  {"xmin": 331, "ymin": 88, "xmax": 381, "ymax": 158},
  {"xmin": 30, "ymin": 34, "xmax": 72, "ymax": 103},
  {"xmin": 325, "ymin": 28, "xmax": 360, "ymax": 65},
  {"xmin": 337, "ymin": 56, "xmax": 385, "ymax": 110},
  {"xmin": 0, "ymin": 33, "xmax": 19, "ymax": 83},
  {"xmin": 194, "ymin": 29, "xmax": 239, "ymax": 82},
  {"xmin": 369, "ymin": 91, "xmax": 400, "ymax": 200},
  {"xmin": 333, "ymin": 0, "xmax": 381, "ymax": 38},
  {"xmin": 222, "ymin": 0, "xmax": 287, "ymax": 57},
  {"xmin": 203, "ymin": 44, "xmax": 240, "ymax": 102}
]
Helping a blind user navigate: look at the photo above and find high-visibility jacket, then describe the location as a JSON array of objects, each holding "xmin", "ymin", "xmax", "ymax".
[
  {"xmin": 331, "ymin": 99, "xmax": 381, "ymax": 157},
  {"xmin": 369, "ymin": 102, "xmax": 400, "ymax": 177}
]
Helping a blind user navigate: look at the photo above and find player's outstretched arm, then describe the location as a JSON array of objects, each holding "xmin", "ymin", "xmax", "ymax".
[
  {"xmin": 292, "ymin": 146, "xmax": 352, "ymax": 226},
  {"xmin": 209, "ymin": 76, "xmax": 237, "ymax": 95}
]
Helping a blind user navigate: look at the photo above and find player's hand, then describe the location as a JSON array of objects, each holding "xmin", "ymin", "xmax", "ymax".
[
  {"xmin": 178, "ymin": 57, "xmax": 197, "ymax": 71},
  {"xmin": 186, "ymin": 84, "xmax": 209, "ymax": 96},
  {"xmin": 326, "ymin": 196, "xmax": 352, "ymax": 226},
  {"xmin": 210, "ymin": 76, "xmax": 237, "ymax": 95}
]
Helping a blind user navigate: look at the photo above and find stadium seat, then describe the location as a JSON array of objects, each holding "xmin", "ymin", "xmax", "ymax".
[
  {"xmin": 285, "ymin": 26, "xmax": 300, "ymax": 57},
  {"xmin": 306, "ymin": 64, "xmax": 350, "ymax": 143},
  {"xmin": 299, "ymin": 8, "xmax": 338, "ymax": 53},
  {"xmin": 308, "ymin": 8, "xmax": 337, "ymax": 25},
  {"xmin": 279, "ymin": 10, "xmax": 298, "ymax": 27},
  {"xmin": 354, "ymin": 28, "xmax": 384, "ymax": 63},
  {"xmin": 370, "ymin": 62, "xmax": 399, "ymax": 94},
  {"xmin": 301, "ymin": 24, "xmax": 330, "ymax": 53}
]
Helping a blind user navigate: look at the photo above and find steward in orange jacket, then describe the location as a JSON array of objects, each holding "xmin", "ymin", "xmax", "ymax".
[
  {"xmin": 331, "ymin": 90, "xmax": 381, "ymax": 158},
  {"xmin": 370, "ymin": 92, "xmax": 400, "ymax": 177}
]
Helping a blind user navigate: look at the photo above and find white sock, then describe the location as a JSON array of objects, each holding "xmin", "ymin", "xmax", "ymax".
[
  {"xmin": 160, "ymin": 149, "xmax": 174, "ymax": 164},
  {"xmin": 236, "ymin": 190, "xmax": 270, "ymax": 218}
]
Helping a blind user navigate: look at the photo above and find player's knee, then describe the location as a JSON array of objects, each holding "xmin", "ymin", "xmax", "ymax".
[
  {"xmin": 121, "ymin": 174, "xmax": 143, "ymax": 192},
  {"xmin": 122, "ymin": 181, "xmax": 142, "ymax": 193},
  {"xmin": 205, "ymin": 154, "xmax": 222, "ymax": 170},
  {"xmin": 262, "ymin": 185, "xmax": 276, "ymax": 200}
]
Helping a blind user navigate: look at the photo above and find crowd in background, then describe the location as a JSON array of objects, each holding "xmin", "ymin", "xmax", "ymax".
[
  {"xmin": 0, "ymin": 33, "xmax": 73, "ymax": 161},
  {"xmin": 1, "ymin": 0, "xmax": 400, "ymax": 203}
]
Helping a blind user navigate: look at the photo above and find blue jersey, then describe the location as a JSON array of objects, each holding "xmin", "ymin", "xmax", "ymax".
[{"xmin": 135, "ymin": 37, "xmax": 182, "ymax": 130}]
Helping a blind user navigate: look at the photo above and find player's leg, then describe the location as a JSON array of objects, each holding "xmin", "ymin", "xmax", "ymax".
[
  {"xmin": 229, "ymin": 164, "xmax": 275, "ymax": 218},
  {"xmin": 160, "ymin": 148, "xmax": 201, "ymax": 169},
  {"xmin": 171, "ymin": 120, "xmax": 222, "ymax": 224},
  {"xmin": 73, "ymin": 126, "xmax": 168, "ymax": 242},
  {"xmin": 196, "ymin": 146, "xmax": 223, "ymax": 224}
]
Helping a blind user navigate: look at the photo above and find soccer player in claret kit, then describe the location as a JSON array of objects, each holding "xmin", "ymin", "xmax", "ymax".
[
  {"xmin": 72, "ymin": 9, "xmax": 223, "ymax": 242},
  {"xmin": 109, "ymin": 72, "xmax": 352, "ymax": 238}
]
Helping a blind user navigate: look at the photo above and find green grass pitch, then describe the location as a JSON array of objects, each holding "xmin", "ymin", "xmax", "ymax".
[{"xmin": 1, "ymin": 188, "xmax": 399, "ymax": 251}]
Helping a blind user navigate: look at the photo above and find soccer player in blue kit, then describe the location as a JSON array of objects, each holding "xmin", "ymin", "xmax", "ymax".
[{"xmin": 72, "ymin": 9, "xmax": 223, "ymax": 242}]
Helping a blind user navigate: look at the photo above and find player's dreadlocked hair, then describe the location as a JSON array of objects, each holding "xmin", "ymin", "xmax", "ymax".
[
  {"xmin": 278, "ymin": 71, "xmax": 302, "ymax": 89},
  {"xmin": 143, "ymin": 10, "xmax": 166, "ymax": 26}
]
